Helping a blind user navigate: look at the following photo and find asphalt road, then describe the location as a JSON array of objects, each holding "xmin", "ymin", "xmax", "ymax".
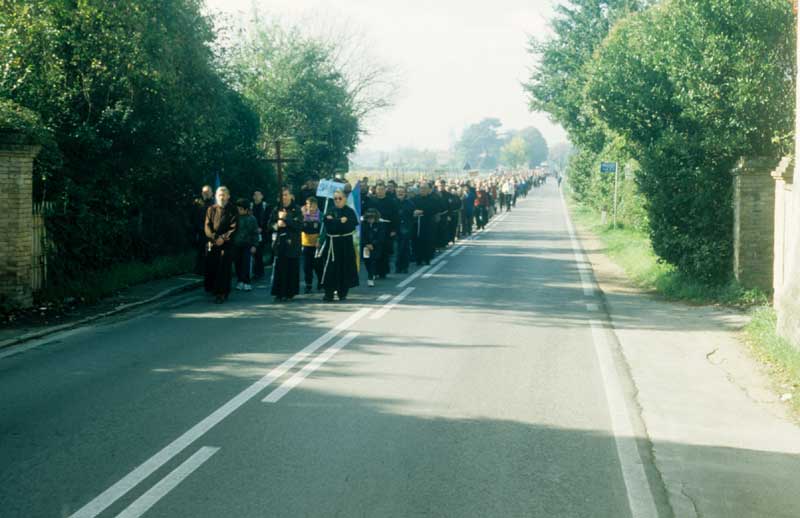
[{"xmin": 0, "ymin": 183, "xmax": 669, "ymax": 517}]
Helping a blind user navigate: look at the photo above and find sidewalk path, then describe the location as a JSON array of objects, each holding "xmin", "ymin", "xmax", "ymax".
[{"xmin": 572, "ymin": 205, "xmax": 800, "ymax": 518}]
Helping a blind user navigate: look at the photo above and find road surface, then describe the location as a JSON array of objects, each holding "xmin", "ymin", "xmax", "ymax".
[{"xmin": 1, "ymin": 183, "xmax": 671, "ymax": 517}]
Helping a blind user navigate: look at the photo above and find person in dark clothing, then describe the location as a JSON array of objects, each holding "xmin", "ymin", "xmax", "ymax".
[
  {"xmin": 301, "ymin": 197, "xmax": 323, "ymax": 293},
  {"xmin": 474, "ymin": 185, "xmax": 489, "ymax": 230},
  {"xmin": 320, "ymin": 190, "xmax": 359, "ymax": 302},
  {"xmin": 447, "ymin": 185, "xmax": 462, "ymax": 244},
  {"xmin": 434, "ymin": 181, "xmax": 451, "ymax": 250},
  {"xmin": 413, "ymin": 183, "xmax": 439, "ymax": 265},
  {"xmin": 361, "ymin": 208, "xmax": 385, "ymax": 287},
  {"xmin": 250, "ymin": 189, "xmax": 270, "ymax": 280},
  {"xmin": 462, "ymin": 184, "xmax": 475, "ymax": 236},
  {"xmin": 204, "ymin": 186, "xmax": 238, "ymax": 304},
  {"xmin": 394, "ymin": 186, "xmax": 415, "ymax": 274},
  {"xmin": 269, "ymin": 188, "xmax": 302, "ymax": 302},
  {"xmin": 193, "ymin": 185, "xmax": 214, "ymax": 275},
  {"xmin": 365, "ymin": 183, "xmax": 398, "ymax": 279},
  {"xmin": 299, "ymin": 179, "xmax": 318, "ymax": 206},
  {"xmin": 233, "ymin": 200, "xmax": 260, "ymax": 291}
]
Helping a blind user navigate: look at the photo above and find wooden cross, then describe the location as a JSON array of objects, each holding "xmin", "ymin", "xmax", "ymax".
[{"xmin": 265, "ymin": 140, "xmax": 299, "ymax": 201}]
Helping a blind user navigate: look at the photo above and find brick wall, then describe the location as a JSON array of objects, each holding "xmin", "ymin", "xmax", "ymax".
[
  {"xmin": 0, "ymin": 142, "xmax": 41, "ymax": 308},
  {"xmin": 732, "ymin": 157, "xmax": 777, "ymax": 294}
]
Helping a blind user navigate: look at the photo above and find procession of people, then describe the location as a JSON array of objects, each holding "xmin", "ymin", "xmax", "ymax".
[{"xmin": 197, "ymin": 171, "xmax": 546, "ymax": 304}]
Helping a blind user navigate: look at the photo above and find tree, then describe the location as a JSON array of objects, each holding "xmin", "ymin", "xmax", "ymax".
[
  {"xmin": 501, "ymin": 136, "xmax": 528, "ymax": 169},
  {"xmin": 518, "ymin": 127, "xmax": 549, "ymax": 167},
  {"xmin": 0, "ymin": 0, "xmax": 268, "ymax": 286},
  {"xmin": 455, "ymin": 118, "xmax": 504, "ymax": 170},
  {"xmin": 585, "ymin": 0, "xmax": 795, "ymax": 283}
]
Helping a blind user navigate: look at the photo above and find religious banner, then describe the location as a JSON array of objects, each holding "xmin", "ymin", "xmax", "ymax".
[
  {"xmin": 316, "ymin": 179, "xmax": 347, "ymax": 200},
  {"xmin": 348, "ymin": 181, "xmax": 362, "ymax": 272}
]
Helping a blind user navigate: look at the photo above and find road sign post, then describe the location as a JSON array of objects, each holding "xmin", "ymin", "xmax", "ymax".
[{"xmin": 600, "ymin": 162, "xmax": 619, "ymax": 227}]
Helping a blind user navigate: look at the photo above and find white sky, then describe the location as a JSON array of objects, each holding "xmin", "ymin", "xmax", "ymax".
[{"xmin": 206, "ymin": 0, "xmax": 567, "ymax": 152}]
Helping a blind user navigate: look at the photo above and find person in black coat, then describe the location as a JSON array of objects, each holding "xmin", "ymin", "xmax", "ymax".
[
  {"xmin": 412, "ymin": 183, "xmax": 439, "ymax": 265},
  {"xmin": 320, "ymin": 190, "xmax": 359, "ymax": 302},
  {"xmin": 394, "ymin": 185, "xmax": 416, "ymax": 274},
  {"xmin": 361, "ymin": 208, "xmax": 385, "ymax": 287},
  {"xmin": 250, "ymin": 189, "xmax": 271, "ymax": 280},
  {"xmin": 204, "ymin": 186, "xmax": 238, "ymax": 303},
  {"xmin": 194, "ymin": 185, "xmax": 214, "ymax": 275},
  {"xmin": 365, "ymin": 183, "xmax": 398, "ymax": 279},
  {"xmin": 269, "ymin": 188, "xmax": 303, "ymax": 302}
]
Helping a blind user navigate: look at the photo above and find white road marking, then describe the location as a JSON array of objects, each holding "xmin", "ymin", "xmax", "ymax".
[
  {"xmin": 377, "ymin": 294, "xmax": 392, "ymax": 302},
  {"xmin": 396, "ymin": 266, "xmax": 429, "ymax": 289},
  {"xmin": 450, "ymin": 247, "xmax": 466, "ymax": 257},
  {"xmin": 431, "ymin": 249, "xmax": 453, "ymax": 265},
  {"xmin": 370, "ymin": 287, "xmax": 415, "ymax": 320},
  {"xmin": 560, "ymin": 190, "xmax": 658, "ymax": 517},
  {"xmin": 114, "ymin": 447, "xmax": 219, "ymax": 518},
  {"xmin": 68, "ymin": 307, "xmax": 372, "ymax": 518},
  {"xmin": 559, "ymin": 190, "xmax": 595, "ymax": 296},
  {"xmin": 422, "ymin": 261, "xmax": 448, "ymax": 279},
  {"xmin": 263, "ymin": 332, "xmax": 360, "ymax": 403},
  {"xmin": 590, "ymin": 322, "xmax": 659, "ymax": 518}
]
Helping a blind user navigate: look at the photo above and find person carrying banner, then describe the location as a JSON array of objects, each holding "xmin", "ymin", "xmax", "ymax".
[{"xmin": 320, "ymin": 190, "xmax": 359, "ymax": 302}]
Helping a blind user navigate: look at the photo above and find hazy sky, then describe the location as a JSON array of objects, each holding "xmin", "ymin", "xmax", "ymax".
[{"xmin": 206, "ymin": 0, "xmax": 567, "ymax": 152}]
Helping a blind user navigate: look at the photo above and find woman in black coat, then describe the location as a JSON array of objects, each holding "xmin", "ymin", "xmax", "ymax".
[
  {"xmin": 320, "ymin": 190, "xmax": 359, "ymax": 302},
  {"xmin": 269, "ymin": 188, "xmax": 303, "ymax": 302}
]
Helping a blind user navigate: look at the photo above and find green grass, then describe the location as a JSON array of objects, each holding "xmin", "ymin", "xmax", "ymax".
[
  {"xmin": 570, "ymin": 202, "xmax": 768, "ymax": 307},
  {"xmin": 744, "ymin": 307, "xmax": 800, "ymax": 416},
  {"xmin": 39, "ymin": 252, "xmax": 195, "ymax": 304}
]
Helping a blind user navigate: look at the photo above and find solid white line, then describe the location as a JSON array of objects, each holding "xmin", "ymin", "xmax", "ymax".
[
  {"xmin": 263, "ymin": 332, "xmax": 359, "ymax": 403},
  {"xmin": 422, "ymin": 261, "xmax": 448, "ymax": 279},
  {"xmin": 68, "ymin": 307, "xmax": 372, "ymax": 518},
  {"xmin": 377, "ymin": 294, "xmax": 391, "ymax": 302},
  {"xmin": 450, "ymin": 247, "xmax": 466, "ymax": 257},
  {"xmin": 590, "ymin": 322, "xmax": 659, "ymax": 518},
  {"xmin": 560, "ymin": 189, "xmax": 657, "ymax": 517},
  {"xmin": 369, "ymin": 287, "xmax": 415, "ymax": 320},
  {"xmin": 559, "ymin": 190, "xmax": 595, "ymax": 296},
  {"xmin": 396, "ymin": 266, "xmax": 429, "ymax": 289},
  {"xmin": 114, "ymin": 447, "xmax": 219, "ymax": 518}
]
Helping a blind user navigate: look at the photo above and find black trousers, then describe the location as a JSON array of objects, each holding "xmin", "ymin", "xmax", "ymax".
[
  {"xmin": 302, "ymin": 246, "xmax": 322, "ymax": 288},
  {"xmin": 205, "ymin": 245, "xmax": 233, "ymax": 297},
  {"xmin": 377, "ymin": 239, "xmax": 392, "ymax": 277}
]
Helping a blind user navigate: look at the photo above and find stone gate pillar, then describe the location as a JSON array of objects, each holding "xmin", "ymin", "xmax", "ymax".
[
  {"xmin": 0, "ymin": 138, "xmax": 41, "ymax": 308},
  {"xmin": 731, "ymin": 157, "xmax": 777, "ymax": 294}
]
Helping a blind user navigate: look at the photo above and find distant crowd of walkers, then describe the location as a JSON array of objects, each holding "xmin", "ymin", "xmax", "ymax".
[{"xmin": 194, "ymin": 172, "xmax": 546, "ymax": 304}]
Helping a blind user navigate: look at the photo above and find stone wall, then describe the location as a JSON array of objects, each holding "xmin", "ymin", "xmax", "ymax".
[
  {"xmin": 731, "ymin": 157, "xmax": 777, "ymax": 294},
  {"xmin": 0, "ymin": 142, "xmax": 41, "ymax": 308}
]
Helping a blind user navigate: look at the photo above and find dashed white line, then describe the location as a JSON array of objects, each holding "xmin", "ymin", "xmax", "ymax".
[
  {"xmin": 114, "ymin": 446, "xmax": 219, "ymax": 518},
  {"xmin": 263, "ymin": 332, "xmax": 360, "ymax": 403},
  {"xmin": 68, "ymin": 307, "xmax": 372, "ymax": 518},
  {"xmin": 397, "ymin": 266, "xmax": 430, "ymax": 289},
  {"xmin": 422, "ymin": 261, "xmax": 448, "ymax": 279},
  {"xmin": 370, "ymin": 287, "xmax": 415, "ymax": 320},
  {"xmin": 377, "ymin": 294, "xmax": 392, "ymax": 302}
]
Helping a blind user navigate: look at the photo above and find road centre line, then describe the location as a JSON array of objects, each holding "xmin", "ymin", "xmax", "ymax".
[
  {"xmin": 263, "ymin": 332, "xmax": 360, "ymax": 403},
  {"xmin": 370, "ymin": 287, "xmax": 415, "ymax": 320},
  {"xmin": 422, "ymin": 261, "xmax": 448, "ymax": 279},
  {"xmin": 589, "ymin": 322, "xmax": 659, "ymax": 518},
  {"xmin": 114, "ymin": 447, "xmax": 219, "ymax": 518},
  {"xmin": 397, "ymin": 266, "xmax": 430, "ymax": 289},
  {"xmin": 68, "ymin": 307, "xmax": 372, "ymax": 518}
]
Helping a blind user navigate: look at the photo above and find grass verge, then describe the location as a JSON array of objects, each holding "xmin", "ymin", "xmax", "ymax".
[
  {"xmin": 744, "ymin": 307, "xmax": 800, "ymax": 415},
  {"xmin": 569, "ymin": 202, "xmax": 767, "ymax": 307},
  {"xmin": 39, "ymin": 252, "xmax": 195, "ymax": 304}
]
